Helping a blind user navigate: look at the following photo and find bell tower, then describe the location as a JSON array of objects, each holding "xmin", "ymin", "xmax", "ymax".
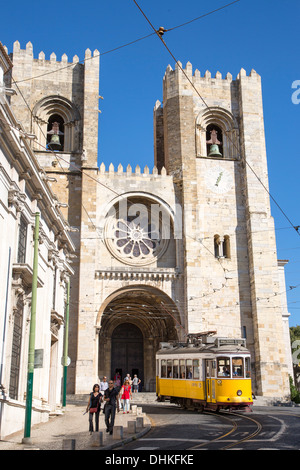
[
  {"xmin": 7, "ymin": 41, "xmax": 100, "ymax": 392},
  {"xmin": 154, "ymin": 61, "xmax": 290, "ymax": 398}
]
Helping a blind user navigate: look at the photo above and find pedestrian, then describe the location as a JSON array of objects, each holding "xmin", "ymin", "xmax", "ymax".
[
  {"xmin": 120, "ymin": 378, "xmax": 132, "ymax": 413},
  {"xmin": 104, "ymin": 379, "xmax": 120, "ymax": 434},
  {"xmin": 86, "ymin": 384, "xmax": 102, "ymax": 434},
  {"xmin": 114, "ymin": 371, "xmax": 121, "ymax": 389},
  {"xmin": 125, "ymin": 373, "xmax": 132, "ymax": 385},
  {"xmin": 132, "ymin": 374, "xmax": 141, "ymax": 393},
  {"xmin": 100, "ymin": 375, "xmax": 108, "ymax": 396}
]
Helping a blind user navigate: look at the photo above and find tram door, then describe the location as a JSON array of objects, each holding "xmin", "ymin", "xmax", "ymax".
[{"xmin": 205, "ymin": 360, "xmax": 216, "ymax": 403}]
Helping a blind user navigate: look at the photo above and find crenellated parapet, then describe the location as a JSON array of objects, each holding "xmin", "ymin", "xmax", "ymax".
[
  {"xmin": 99, "ymin": 162, "xmax": 169, "ymax": 177},
  {"xmin": 162, "ymin": 61, "xmax": 261, "ymax": 105},
  {"xmin": 163, "ymin": 60, "xmax": 261, "ymax": 86},
  {"xmin": 9, "ymin": 40, "xmax": 99, "ymax": 68}
]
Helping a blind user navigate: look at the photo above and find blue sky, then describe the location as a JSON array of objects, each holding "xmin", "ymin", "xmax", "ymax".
[{"xmin": 2, "ymin": 0, "xmax": 300, "ymax": 325}]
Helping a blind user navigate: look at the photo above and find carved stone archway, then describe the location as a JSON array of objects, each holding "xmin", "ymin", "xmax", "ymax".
[{"xmin": 98, "ymin": 286, "xmax": 181, "ymax": 391}]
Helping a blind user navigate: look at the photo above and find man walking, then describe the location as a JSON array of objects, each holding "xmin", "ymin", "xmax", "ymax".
[
  {"xmin": 100, "ymin": 376, "xmax": 108, "ymax": 396},
  {"xmin": 104, "ymin": 379, "xmax": 119, "ymax": 434}
]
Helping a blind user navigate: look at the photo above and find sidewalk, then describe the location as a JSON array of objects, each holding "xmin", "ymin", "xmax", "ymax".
[{"xmin": 0, "ymin": 401, "xmax": 151, "ymax": 451}]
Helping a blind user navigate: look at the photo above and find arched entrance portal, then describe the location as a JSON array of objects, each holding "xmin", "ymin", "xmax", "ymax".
[
  {"xmin": 98, "ymin": 286, "xmax": 181, "ymax": 391},
  {"xmin": 111, "ymin": 323, "xmax": 144, "ymax": 386}
]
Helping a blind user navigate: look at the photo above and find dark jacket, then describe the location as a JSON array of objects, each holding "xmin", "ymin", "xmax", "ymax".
[{"xmin": 104, "ymin": 387, "xmax": 118, "ymax": 406}]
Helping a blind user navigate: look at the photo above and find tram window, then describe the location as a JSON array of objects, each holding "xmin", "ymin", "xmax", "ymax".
[
  {"xmin": 161, "ymin": 360, "xmax": 167, "ymax": 378},
  {"xmin": 217, "ymin": 358, "xmax": 230, "ymax": 377},
  {"xmin": 232, "ymin": 357, "xmax": 243, "ymax": 377},
  {"xmin": 173, "ymin": 359, "xmax": 179, "ymax": 378},
  {"xmin": 193, "ymin": 359, "xmax": 200, "ymax": 379},
  {"xmin": 167, "ymin": 359, "xmax": 173, "ymax": 378},
  {"xmin": 245, "ymin": 357, "xmax": 251, "ymax": 378},
  {"xmin": 179, "ymin": 359, "xmax": 185, "ymax": 379},
  {"xmin": 206, "ymin": 361, "xmax": 210, "ymax": 378},
  {"xmin": 186, "ymin": 359, "xmax": 193, "ymax": 379},
  {"xmin": 206, "ymin": 360, "xmax": 216, "ymax": 378}
]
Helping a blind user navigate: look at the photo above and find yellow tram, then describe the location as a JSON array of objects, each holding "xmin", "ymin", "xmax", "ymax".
[{"xmin": 156, "ymin": 333, "xmax": 253, "ymax": 412}]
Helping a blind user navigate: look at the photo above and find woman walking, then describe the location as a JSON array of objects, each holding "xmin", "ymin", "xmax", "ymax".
[
  {"xmin": 120, "ymin": 379, "xmax": 132, "ymax": 413},
  {"xmin": 86, "ymin": 384, "xmax": 102, "ymax": 434}
]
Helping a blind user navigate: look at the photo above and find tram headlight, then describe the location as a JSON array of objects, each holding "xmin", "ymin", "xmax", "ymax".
[{"xmin": 237, "ymin": 390, "xmax": 242, "ymax": 396}]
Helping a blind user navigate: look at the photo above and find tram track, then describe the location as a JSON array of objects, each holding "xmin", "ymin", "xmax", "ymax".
[
  {"xmin": 188, "ymin": 411, "xmax": 262, "ymax": 450},
  {"xmin": 122, "ymin": 403, "xmax": 300, "ymax": 450},
  {"xmin": 219, "ymin": 412, "xmax": 262, "ymax": 449}
]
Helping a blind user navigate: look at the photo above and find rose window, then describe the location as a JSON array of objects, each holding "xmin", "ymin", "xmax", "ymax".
[
  {"xmin": 115, "ymin": 218, "xmax": 160, "ymax": 259},
  {"xmin": 104, "ymin": 200, "xmax": 171, "ymax": 266}
]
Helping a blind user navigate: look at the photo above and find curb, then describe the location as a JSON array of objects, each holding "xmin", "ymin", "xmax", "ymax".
[{"xmin": 100, "ymin": 422, "xmax": 151, "ymax": 450}]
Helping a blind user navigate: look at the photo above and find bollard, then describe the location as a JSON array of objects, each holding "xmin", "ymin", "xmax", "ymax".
[
  {"xmin": 62, "ymin": 438, "xmax": 76, "ymax": 450},
  {"xmin": 91, "ymin": 431, "xmax": 103, "ymax": 447},
  {"xmin": 131, "ymin": 405, "xmax": 137, "ymax": 414},
  {"xmin": 113, "ymin": 426, "xmax": 123, "ymax": 439},
  {"xmin": 127, "ymin": 421, "xmax": 137, "ymax": 434},
  {"xmin": 136, "ymin": 417, "xmax": 144, "ymax": 430},
  {"xmin": 137, "ymin": 407, "xmax": 143, "ymax": 415}
]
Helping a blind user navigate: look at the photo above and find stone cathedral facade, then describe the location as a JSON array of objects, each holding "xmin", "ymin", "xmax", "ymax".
[{"xmin": 6, "ymin": 41, "xmax": 292, "ymax": 400}]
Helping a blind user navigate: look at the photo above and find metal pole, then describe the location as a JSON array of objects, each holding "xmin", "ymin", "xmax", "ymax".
[
  {"xmin": 62, "ymin": 279, "xmax": 70, "ymax": 408},
  {"xmin": 23, "ymin": 212, "xmax": 39, "ymax": 442}
]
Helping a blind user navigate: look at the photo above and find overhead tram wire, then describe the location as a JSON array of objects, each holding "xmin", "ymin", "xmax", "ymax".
[
  {"xmin": 11, "ymin": 75, "xmax": 120, "ymax": 197},
  {"xmin": 7, "ymin": 80, "xmax": 191, "ymax": 330},
  {"xmin": 6, "ymin": 18, "xmax": 297, "ymax": 337},
  {"xmin": 8, "ymin": 22, "xmax": 297, "ymax": 327},
  {"xmin": 132, "ymin": 0, "xmax": 300, "ymax": 240},
  {"xmin": 13, "ymin": 32, "xmax": 155, "ymax": 84},
  {"xmin": 13, "ymin": 0, "xmax": 243, "ymax": 85},
  {"xmin": 165, "ymin": 0, "xmax": 241, "ymax": 32},
  {"xmin": 10, "ymin": 75, "xmax": 299, "ymax": 255},
  {"xmin": 8, "ymin": 77, "xmax": 295, "ymax": 308},
  {"xmin": 10, "ymin": 3, "xmax": 298, "ymax": 243}
]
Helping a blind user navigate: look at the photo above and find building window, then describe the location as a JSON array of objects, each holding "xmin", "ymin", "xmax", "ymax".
[
  {"xmin": 9, "ymin": 299, "xmax": 24, "ymax": 400},
  {"xmin": 223, "ymin": 235, "xmax": 231, "ymax": 258},
  {"xmin": 206, "ymin": 124, "xmax": 223, "ymax": 157},
  {"xmin": 214, "ymin": 235, "xmax": 230, "ymax": 259},
  {"xmin": 47, "ymin": 114, "xmax": 64, "ymax": 151},
  {"xmin": 196, "ymin": 106, "xmax": 240, "ymax": 159},
  {"xmin": 17, "ymin": 216, "xmax": 27, "ymax": 263},
  {"xmin": 214, "ymin": 235, "xmax": 220, "ymax": 258},
  {"xmin": 33, "ymin": 95, "xmax": 81, "ymax": 154},
  {"xmin": 104, "ymin": 196, "xmax": 171, "ymax": 266}
]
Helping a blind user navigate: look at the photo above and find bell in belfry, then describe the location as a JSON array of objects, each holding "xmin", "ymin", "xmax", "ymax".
[
  {"xmin": 47, "ymin": 121, "xmax": 64, "ymax": 151},
  {"xmin": 207, "ymin": 128, "xmax": 222, "ymax": 157},
  {"xmin": 208, "ymin": 144, "xmax": 222, "ymax": 157}
]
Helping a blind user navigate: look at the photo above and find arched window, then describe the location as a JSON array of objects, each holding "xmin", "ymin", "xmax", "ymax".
[
  {"xmin": 223, "ymin": 235, "xmax": 231, "ymax": 259},
  {"xmin": 196, "ymin": 107, "xmax": 239, "ymax": 159},
  {"xmin": 206, "ymin": 124, "xmax": 223, "ymax": 157},
  {"xmin": 214, "ymin": 234, "xmax": 230, "ymax": 259},
  {"xmin": 32, "ymin": 96, "xmax": 81, "ymax": 153},
  {"xmin": 47, "ymin": 114, "xmax": 64, "ymax": 151},
  {"xmin": 214, "ymin": 235, "xmax": 220, "ymax": 258}
]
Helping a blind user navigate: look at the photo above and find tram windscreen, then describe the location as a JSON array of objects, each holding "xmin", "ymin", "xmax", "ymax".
[
  {"xmin": 232, "ymin": 357, "xmax": 243, "ymax": 377},
  {"xmin": 217, "ymin": 357, "xmax": 230, "ymax": 377}
]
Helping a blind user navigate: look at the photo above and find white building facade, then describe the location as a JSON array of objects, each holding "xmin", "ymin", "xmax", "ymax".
[{"xmin": 0, "ymin": 43, "xmax": 75, "ymax": 438}]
